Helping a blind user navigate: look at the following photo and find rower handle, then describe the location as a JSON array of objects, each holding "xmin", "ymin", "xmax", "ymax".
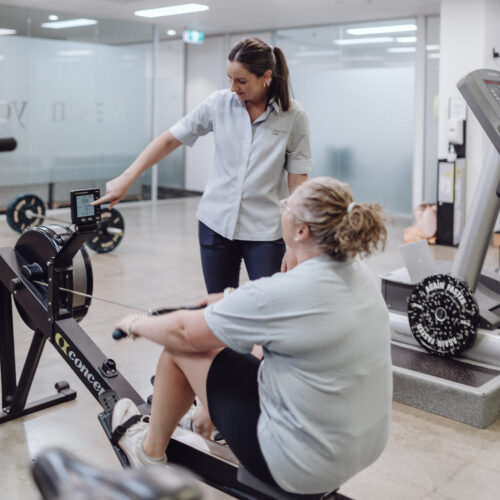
[{"xmin": 112, "ymin": 306, "xmax": 204, "ymax": 340}]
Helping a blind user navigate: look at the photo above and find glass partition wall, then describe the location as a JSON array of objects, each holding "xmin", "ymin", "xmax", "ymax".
[
  {"xmin": 1, "ymin": 9, "xmax": 438, "ymax": 216},
  {"xmin": 0, "ymin": 4, "xmax": 155, "ymax": 209},
  {"xmin": 276, "ymin": 18, "xmax": 419, "ymax": 214}
]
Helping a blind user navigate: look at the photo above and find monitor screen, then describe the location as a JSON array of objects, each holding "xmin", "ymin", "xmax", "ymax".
[
  {"xmin": 70, "ymin": 188, "xmax": 101, "ymax": 227},
  {"xmin": 76, "ymin": 194, "xmax": 95, "ymax": 218}
]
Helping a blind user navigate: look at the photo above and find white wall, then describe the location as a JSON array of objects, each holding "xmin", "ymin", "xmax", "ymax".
[{"xmin": 438, "ymin": 0, "xmax": 500, "ymax": 216}]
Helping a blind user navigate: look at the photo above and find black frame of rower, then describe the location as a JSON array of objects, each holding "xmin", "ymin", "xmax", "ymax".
[{"xmin": 0, "ymin": 228, "xmax": 277, "ymax": 500}]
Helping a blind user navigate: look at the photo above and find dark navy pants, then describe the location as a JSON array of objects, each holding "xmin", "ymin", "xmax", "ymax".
[{"xmin": 198, "ymin": 221, "xmax": 286, "ymax": 293}]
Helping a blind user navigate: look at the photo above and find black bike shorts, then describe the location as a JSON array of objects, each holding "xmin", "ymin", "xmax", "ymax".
[{"xmin": 206, "ymin": 348, "xmax": 277, "ymax": 486}]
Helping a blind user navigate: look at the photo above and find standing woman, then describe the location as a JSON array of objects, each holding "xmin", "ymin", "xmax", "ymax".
[{"xmin": 94, "ymin": 37, "xmax": 313, "ymax": 291}]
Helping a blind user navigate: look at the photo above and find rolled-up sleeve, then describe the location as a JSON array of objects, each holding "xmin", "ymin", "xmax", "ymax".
[
  {"xmin": 204, "ymin": 283, "xmax": 269, "ymax": 354},
  {"xmin": 285, "ymin": 108, "xmax": 313, "ymax": 174},
  {"xmin": 169, "ymin": 92, "xmax": 217, "ymax": 147}
]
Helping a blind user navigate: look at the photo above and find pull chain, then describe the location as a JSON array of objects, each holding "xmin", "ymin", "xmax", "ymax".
[{"xmin": 33, "ymin": 280, "xmax": 152, "ymax": 314}]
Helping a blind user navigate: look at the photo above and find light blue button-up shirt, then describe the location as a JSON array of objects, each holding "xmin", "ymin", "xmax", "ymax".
[{"xmin": 169, "ymin": 89, "xmax": 313, "ymax": 241}]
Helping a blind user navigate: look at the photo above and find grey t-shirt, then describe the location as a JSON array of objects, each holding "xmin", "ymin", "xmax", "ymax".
[{"xmin": 204, "ymin": 256, "xmax": 392, "ymax": 494}]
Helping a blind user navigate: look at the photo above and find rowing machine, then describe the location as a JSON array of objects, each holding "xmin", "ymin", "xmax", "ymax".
[{"xmin": 0, "ymin": 188, "xmax": 349, "ymax": 499}]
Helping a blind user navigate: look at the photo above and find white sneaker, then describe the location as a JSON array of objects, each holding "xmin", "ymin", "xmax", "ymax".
[
  {"xmin": 178, "ymin": 400, "xmax": 226, "ymax": 444},
  {"xmin": 111, "ymin": 398, "xmax": 167, "ymax": 467},
  {"xmin": 178, "ymin": 402, "xmax": 199, "ymax": 432},
  {"xmin": 211, "ymin": 429, "xmax": 227, "ymax": 445}
]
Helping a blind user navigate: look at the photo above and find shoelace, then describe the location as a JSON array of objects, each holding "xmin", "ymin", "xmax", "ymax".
[{"xmin": 128, "ymin": 416, "xmax": 150, "ymax": 434}]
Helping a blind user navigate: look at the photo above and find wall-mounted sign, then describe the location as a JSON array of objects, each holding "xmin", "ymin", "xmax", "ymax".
[{"xmin": 183, "ymin": 30, "xmax": 204, "ymax": 44}]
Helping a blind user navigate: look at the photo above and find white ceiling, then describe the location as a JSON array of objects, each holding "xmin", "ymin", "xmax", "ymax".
[{"xmin": 0, "ymin": 0, "xmax": 440, "ymax": 42}]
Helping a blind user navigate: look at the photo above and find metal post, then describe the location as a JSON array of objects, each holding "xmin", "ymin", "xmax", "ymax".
[
  {"xmin": 9, "ymin": 329, "xmax": 47, "ymax": 413},
  {"xmin": 0, "ymin": 282, "xmax": 16, "ymax": 409},
  {"xmin": 151, "ymin": 24, "xmax": 159, "ymax": 202},
  {"xmin": 451, "ymin": 146, "xmax": 500, "ymax": 290}
]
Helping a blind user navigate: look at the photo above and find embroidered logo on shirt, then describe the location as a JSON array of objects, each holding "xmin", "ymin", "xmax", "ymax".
[{"xmin": 272, "ymin": 129, "xmax": 287, "ymax": 135}]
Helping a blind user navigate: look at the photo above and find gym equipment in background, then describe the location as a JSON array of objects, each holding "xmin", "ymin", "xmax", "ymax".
[
  {"xmin": 6, "ymin": 193, "xmax": 124, "ymax": 253},
  {"xmin": 381, "ymin": 69, "xmax": 500, "ymax": 428}
]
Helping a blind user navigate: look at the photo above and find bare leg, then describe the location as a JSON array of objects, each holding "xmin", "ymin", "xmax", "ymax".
[
  {"xmin": 142, "ymin": 347, "xmax": 222, "ymax": 458},
  {"xmin": 250, "ymin": 344, "xmax": 263, "ymax": 359},
  {"xmin": 193, "ymin": 405, "xmax": 215, "ymax": 438},
  {"xmin": 192, "ymin": 345, "xmax": 262, "ymax": 438}
]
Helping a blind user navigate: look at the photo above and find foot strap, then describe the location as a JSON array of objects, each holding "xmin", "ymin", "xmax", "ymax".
[{"xmin": 111, "ymin": 415, "xmax": 142, "ymax": 445}]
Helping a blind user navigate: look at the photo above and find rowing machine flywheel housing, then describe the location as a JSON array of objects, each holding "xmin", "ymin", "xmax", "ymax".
[{"xmin": 14, "ymin": 225, "xmax": 93, "ymax": 329}]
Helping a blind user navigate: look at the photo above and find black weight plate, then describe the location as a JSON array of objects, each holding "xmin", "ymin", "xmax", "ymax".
[
  {"xmin": 408, "ymin": 274, "xmax": 479, "ymax": 357},
  {"xmin": 86, "ymin": 207, "xmax": 124, "ymax": 253},
  {"xmin": 6, "ymin": 193, "xmax": 46, "ymax": 233}
]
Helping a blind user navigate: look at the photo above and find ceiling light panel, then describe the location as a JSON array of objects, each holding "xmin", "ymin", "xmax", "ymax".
[
  {"xmin": 41, "ymin": 19, "xmax": 98, "ymax": 29},
  {"xmin": 135, "ymin": 3, "xmax": 209, "ymax": 18},
  {"xmin": 387, "ymin": 47, "xmax": 416, "ymax": 53},
  {"xmin": 334, "ymin": 37, "xmax": 394, "ymax": 46},
  {"xmin": 58, "ymin": 50, "xmax": 94, "ymax": 56},
  {"xmin": 294, "ymin": 50, "xmax": 340, "ymax": 57},
  {"xmin": 396, "ymin": 36, "xmax": 417, "ymax": 43},
  {"xmin": 347, "ymin": 24, "xmax": 417, "ymax": 35}
]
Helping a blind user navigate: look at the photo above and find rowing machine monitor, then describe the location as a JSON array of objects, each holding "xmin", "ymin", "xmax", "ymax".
[{"xmin": 70, "ymin": 189, "xmax": 101, "ymax": 232}]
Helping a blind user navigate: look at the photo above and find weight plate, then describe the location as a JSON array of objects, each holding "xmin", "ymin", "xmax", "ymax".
[
  {"xmin": 6, "ymin": 193, "xmax": 46, "ymax": 233},
  {"xmin": 408, "ymin": 274, "xmax": 479, "ymax": 357},
  {"xmin": 86, "ymin": 207, "xmax": 124, "ymax": 253}
]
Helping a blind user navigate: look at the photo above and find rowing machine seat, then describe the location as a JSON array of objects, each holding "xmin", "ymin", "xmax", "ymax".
[{"xmin": 237, "ymin": 464, "xmax": 349, "ymax": 500}]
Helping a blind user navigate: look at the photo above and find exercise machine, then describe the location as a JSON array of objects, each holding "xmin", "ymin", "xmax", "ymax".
[
  {"xmin": 0, "ymin": 137, "xmax": 124, "ymax": 254},
  {"xmin": 0, "ymin": 188, "xmax": 348, "ymax": 499},
  {"xmin": 381, "ymin": 69, "xmax": 500, "ymax": 427},
  {"xmin": 5, "ymin": 193, "xmax": 125, "ymax": 254}
]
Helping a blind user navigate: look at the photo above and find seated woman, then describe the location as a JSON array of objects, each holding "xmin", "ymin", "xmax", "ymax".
[{"xmin": 111, "ymin": 177, "xmax": 393, "ymax": 495}]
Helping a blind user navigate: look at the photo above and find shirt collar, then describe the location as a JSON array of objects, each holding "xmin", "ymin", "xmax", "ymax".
[
  {"xmin": 230, "ymin": 91, "xmax": 280, "ymax": 114},
  {"xmin": 268, "ymin": 97, "xmax": 280, "ymax": 114}
]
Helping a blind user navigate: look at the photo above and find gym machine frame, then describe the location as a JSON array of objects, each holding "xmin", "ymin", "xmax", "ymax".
[{"xmin": 0, "ymin": 189, "xmax": 337, "ymax": 499}]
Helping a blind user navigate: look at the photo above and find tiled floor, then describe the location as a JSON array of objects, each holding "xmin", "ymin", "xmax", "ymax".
[{"xmin": 0, "ymin": 197, "xmax": 499, "ymax": 499}]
